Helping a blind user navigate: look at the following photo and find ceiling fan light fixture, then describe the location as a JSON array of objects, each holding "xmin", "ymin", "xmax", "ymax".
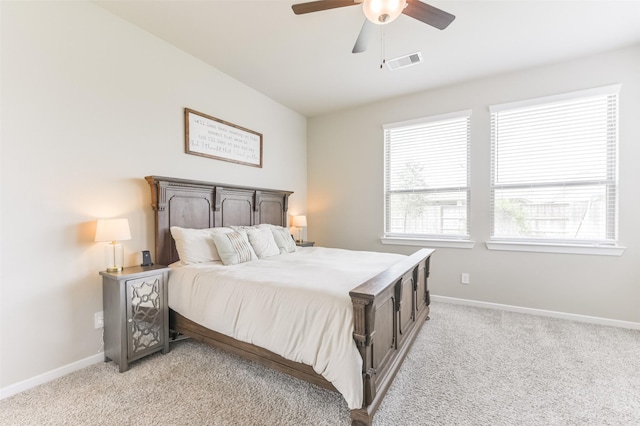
[{"xmin": 363, "ymin": 0, "xmax": 407, "ymax": 25}]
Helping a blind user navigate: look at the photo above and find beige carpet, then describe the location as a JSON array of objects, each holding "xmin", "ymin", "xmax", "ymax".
[{"xmin": 1, "ymin": 302, "xmax": 639, "ymax": 425}]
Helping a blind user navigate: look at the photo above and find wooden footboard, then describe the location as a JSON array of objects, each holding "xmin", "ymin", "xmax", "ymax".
[{"xmin": 349, "ymin": 248, "xmax": 433, "ymax": 426}]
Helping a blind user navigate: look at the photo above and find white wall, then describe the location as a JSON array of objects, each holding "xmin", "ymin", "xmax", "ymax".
[
  {"xmin": 0, "ymin": 1, "xmax": 307, "ymax": 388},
  {"xmin": 308, "ymin": 45, "xmax": 640, "ymax": 323}
]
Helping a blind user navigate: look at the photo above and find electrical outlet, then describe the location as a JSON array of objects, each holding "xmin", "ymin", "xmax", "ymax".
[
  {"xmin": 461, "ymin": 273, "xmax": 470, "ymax": 285},
  {"xmin": 94, "ymin": 311, "xmax": 104, "ymax": 329}
]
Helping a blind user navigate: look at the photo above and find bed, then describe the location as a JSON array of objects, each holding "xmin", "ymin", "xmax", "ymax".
[{"xmin": 145, "ymin": 176, "xmax": 434, "ymax": 426}]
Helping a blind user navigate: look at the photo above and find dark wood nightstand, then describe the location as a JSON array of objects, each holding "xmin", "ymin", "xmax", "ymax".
[
  {"xmin": 100, "ymin": 265, "xmax": 170, "ymax": 372},
  {"xmin": 296, "ymin": 241, "xmax": 315, "ymax": 247}
]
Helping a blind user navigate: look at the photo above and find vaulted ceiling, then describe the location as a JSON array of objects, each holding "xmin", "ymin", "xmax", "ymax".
[{"xmin": 95, "ymin": 0, "xmax": 640, "ymax": 117}]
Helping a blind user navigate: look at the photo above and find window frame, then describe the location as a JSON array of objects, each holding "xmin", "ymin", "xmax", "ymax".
[
  {"xmin": 488, "ymin": 84, "xmax": 623, "ymax": 254},
  {"xmin": 382, "ymin": 110, "xmax": 472, "ymax": 247}
]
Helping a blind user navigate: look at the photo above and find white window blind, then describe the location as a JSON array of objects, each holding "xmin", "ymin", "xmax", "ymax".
[
  {"xmin": 384, "ymin": 110, "xmax": 471, "ymax": 239},
  {"xmin": 490, "ymin": 85, "xmax": 619, "ymax": 245}
]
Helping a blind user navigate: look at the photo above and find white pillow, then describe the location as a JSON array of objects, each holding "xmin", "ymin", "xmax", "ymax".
[
  {"xmin": 270, "ymin": 226, "xmax": 297, "ymax": 254},
  {"xmin": 211, "ymin": 230, "xmax": 257, "ymax": 265},
  {"xmin": 247, "ymin": 227, "xmax": 280, "ymax": 258},
  {"xmin": 231, "ymin": 224, "xmax": 273, "ymax": 231},
  {"xmin": 255, "ymin": 223, "xmax": 275, "ymax": 229},
  {"xmin": 169, "ymin": 226, "xmax": 232, "ymax": 264}
]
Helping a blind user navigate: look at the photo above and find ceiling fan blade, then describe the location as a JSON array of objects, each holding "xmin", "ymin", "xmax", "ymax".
[
  {"xmin": 292, "ymin": 0, "xmax": 359, "ymax": 15},
  {"xmin": 403, "ymin": 0, "xmax": 455, "ymax": 30},
  {"xmin": 352, "ymin": 19, "xmax": 375, "ymax": 53}
]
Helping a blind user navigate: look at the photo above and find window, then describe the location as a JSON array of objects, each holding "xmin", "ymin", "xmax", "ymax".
[
  {"xmin": 490, "ymin": 85, "xmax": 619, "ymax": 246},
  {"xmin": 383, "ymin": 110, "xmax": 471, "ymax": 241}
]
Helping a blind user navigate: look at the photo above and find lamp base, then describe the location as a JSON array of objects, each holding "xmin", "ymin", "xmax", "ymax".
[{"xmin": 104, "ymin": 242, "xmax": 124, "ymax": 273}]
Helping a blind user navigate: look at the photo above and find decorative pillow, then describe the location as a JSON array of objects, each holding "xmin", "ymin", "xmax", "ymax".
[
  {"xmin": 247, "ymin": 227, "xmax": 280, "ymax": 258},
  {"xmin": 170, "ymin": 226, "xmax": 232, "ymax": 264},
  {"xmin": 211, "ymin": 231, "xmax": 257, "ymax": 265},
  {"xmin": 270, "ymin": 226, "xmax": 297, "ymax": 254}
]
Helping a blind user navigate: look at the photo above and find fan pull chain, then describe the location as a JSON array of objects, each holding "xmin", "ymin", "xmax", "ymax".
[{"xmin": 380, "ymin": 26, "xmax": 386, "ymax": 69}]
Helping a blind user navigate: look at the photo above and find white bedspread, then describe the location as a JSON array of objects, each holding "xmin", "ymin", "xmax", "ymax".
[{"xmin": 168, "ymin": 246, "xmax": 405, "ymax": 409}]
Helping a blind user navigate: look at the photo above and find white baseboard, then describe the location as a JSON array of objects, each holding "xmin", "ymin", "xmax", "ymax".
[
  {"xmin": 431, "ymin": 295, "xmax": 640, "ymax": 330},
  {"xmin": 0, "ymin": 352, "xmax": 104, "ymax": 400}
]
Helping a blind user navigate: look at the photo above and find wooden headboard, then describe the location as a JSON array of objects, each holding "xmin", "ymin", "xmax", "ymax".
[{"xmin": 145, "ymin": 176, "xmax": 292, "ymax": 266}]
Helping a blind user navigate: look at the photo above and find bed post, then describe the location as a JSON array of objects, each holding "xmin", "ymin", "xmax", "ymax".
[{"xmin": 352, "ymin": 298, "xmax": 376, "ymax": 405}]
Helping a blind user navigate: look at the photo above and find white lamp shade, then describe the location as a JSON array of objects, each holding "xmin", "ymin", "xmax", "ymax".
[
  {"xmin": 95, "ymin": 218, "xmax": 131, "ymax": 242},
  {"xmin": 292, "ymin": 215, "xmax": 307, "ymax": 227},
  {"xmin": 363, "ymin": 0, "xmax": 406, "ymax": 25}
]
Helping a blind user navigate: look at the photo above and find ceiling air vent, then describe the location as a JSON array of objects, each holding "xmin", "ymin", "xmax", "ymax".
[{"xmin": 386, "ymin": 52, "xmax": 423, "ymax": 71}]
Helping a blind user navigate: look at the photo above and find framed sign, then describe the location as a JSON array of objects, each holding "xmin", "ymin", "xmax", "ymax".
[{"xmin": 184, "ymin": 108, "xmax": 263, "ymax": 168}]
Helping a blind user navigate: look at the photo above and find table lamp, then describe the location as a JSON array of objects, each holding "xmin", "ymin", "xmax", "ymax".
[
  {"xmin": 292, "ymin": 215, "xmax": 307, "ymax": 243},
  {"xmin": 95, "ymin": 218, "xmax": 131, "ymax": 272}
]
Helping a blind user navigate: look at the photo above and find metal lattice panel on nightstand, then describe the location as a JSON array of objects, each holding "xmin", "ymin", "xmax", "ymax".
[{"xmin": 128, "ymin": 277, "xmax": 162, "ymax": 355}]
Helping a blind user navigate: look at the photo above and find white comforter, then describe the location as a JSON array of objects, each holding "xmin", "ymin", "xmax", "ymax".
[{"xmin": 168, "ymin": 247, "xmax": 405, "ymax": 409}]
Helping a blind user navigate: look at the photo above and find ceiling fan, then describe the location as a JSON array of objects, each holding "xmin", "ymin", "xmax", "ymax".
[{"xmin": 291, "ymin": 0, "xmax": 456, "ymax": 54}]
